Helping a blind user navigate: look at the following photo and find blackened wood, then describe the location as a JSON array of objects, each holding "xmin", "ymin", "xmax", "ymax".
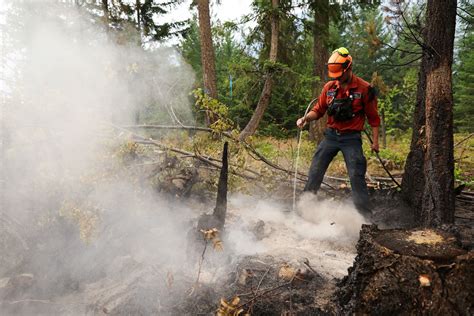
[
  {"xmin": 213, "ymin": 142, "xmax": 228, "ymax": 225},
  {"xmin": 337, "ymin": 225, "xmax": 474, "ymax": 314}
]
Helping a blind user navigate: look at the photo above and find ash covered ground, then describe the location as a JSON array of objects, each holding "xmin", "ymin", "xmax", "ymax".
[{"xmin": 0, "ymin": 191, "xmax": 368, "ymax": 315}]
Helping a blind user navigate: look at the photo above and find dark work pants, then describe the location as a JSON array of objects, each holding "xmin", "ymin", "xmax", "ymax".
[{"xmin": 304, "ymin": 128, "xmax": 371, "ymax": 213}]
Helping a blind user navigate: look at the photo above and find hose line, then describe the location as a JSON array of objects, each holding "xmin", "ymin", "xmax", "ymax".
[{"xmin": 292, "ymin": 98, "xmax": 318, "ymax": 212}]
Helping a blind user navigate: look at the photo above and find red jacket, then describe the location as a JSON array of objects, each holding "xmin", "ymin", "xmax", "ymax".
[{"xmin": 311, "ymin": 74, "xmax": 381, "ymax": 131}]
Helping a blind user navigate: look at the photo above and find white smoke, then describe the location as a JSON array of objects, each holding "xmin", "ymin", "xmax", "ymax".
[
  {"xmin": 0, "ymin": 0, "xmax": 196, "ymax": 277},
  {"xmin": 224, "ymin": 193, "xmax": 364, "ymax": 277}
]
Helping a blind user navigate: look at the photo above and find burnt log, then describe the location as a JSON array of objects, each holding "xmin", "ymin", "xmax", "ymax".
[{"xmin": 337, "ymin": 225, "xmax": 473, "ymax": 315}]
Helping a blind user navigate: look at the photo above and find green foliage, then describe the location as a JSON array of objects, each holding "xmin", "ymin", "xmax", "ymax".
[
  {"xmin": 72, "ymin": 0, "xmax": 190, "ymax": 45},
  {"xmin": 454, "ymin": 29, "xmax": 474, "ymax": 132},
  {"xmin": 179, "ymin": 1, "xmax": 461, "ymax": 140},
  {"xmin": 181, "ymin": 6, "xmax": 315, "ymax": 137},
  {"xmin": 340, "ymin": 5, "xmax": 419, "ymax": 134},
  {"xmin": 193, "ymin": 88, "xmax": 237, "ymax": 134},
  {"xmin": 375, "ymin": 148, "xmax": 406, "ymax": 169},
  {"xmin": 254, "ymin": 142, "xmax": 278, "ymax": 160}
]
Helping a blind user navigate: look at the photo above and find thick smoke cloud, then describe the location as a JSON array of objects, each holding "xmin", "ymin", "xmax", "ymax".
[{"xmin": 0, "ymin": 0, "xmax": 196, "ymax": 279}]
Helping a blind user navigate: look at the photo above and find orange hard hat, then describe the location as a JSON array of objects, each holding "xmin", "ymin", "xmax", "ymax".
[{"xmin": 327, "ymin": 47, "xmax": 352, "ymax": 79}]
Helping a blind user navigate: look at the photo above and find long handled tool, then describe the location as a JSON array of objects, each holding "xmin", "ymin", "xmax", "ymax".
[{"xmin": 363, "ymin": 130, "xmax": 401, "ymax": 189}]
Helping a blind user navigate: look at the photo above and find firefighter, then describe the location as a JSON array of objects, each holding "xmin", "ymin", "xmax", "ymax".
[{"xmin": 296, "ymin": 47, "xmax": 380, "ymax": 217}]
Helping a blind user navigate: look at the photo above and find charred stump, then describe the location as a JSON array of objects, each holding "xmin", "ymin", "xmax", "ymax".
[
  {"xmin": 187, "ymin": 142, "xmax": 229, "ymax": 263},
  {"xmin": 337, "ymin": 225, "xmax": 473, "ymax": 315},
  {"xmin": 196, "ymin": 141, "xmax": 228, "ymax": 232}
]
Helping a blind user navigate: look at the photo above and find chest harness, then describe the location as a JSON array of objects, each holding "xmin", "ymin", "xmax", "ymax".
[{"xmin": 326, "ymin": 85, "xmax": 363, "ymax": 122}]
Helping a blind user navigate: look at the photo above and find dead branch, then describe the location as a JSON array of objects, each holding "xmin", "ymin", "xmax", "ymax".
[
  {"xmin": 379, "ymin": 55, "xmax": 423, "ymax": 69},
  {"xmin": 237, "ymin": 279, "xmax": 295, "ymax": 310},
  {"xmin": 457, "ymin": 12, "xmax": 473, "ymax": 24},
  {"xmin": 256, "ymin": 267, "xmax": 271, "ymax": 293},
  {"xmin": 457, "ymin": 195, "xmax": 474, "ymax": 202},
  {"xmin": 302, "ymin": 258, "xmax": 318, "ymax": 275},
  {"xmin": 123, "ymin": 124, "xmax": 214, "ymax": 133},
  {"xmin": 132, "ymin": 139, "xmax": 256, "ymax": 180},
  {"xmin": 454, "ymin": 133, "xmax": 474, "ymax": 147},
  {"xmin": 457, "ymin": 6, "xmax": 474, "ymax": 18},
  {"xmin": 400, "ymin": 10, "xmax": 426, "ymax": 51},
  {"xmin": 240, "ymin": 140, "xmax": 335, "ymax": 190},
  {"xmin": 121, "ymin": 124, "xmax": 336, "ymax": 190},
  {"xmin": 194, "ymin": 239, "xmax": 208, "ymax": 287},
  {"xmin": 381, "ymin": 41, "xmax": 423, "ymax": 56}
]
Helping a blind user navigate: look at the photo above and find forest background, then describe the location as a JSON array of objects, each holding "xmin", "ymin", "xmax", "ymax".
[{"xmin": 1, "ymin": 0, "xmax": 473, "ymax": 188}]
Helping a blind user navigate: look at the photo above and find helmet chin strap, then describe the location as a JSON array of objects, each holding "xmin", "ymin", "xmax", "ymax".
[{"xmin": 337, "ymin": 70, "xmax": 352, "ymax": 84}]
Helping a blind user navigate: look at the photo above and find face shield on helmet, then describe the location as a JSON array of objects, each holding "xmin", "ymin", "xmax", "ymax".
[{"xmin": 327, "ymin": 47, "xmax": 352, "ymax": 79}]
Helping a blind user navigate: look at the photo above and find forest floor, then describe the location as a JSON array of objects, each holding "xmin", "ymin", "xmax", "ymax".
[{"xmin": 1, "ymin": 131, "xmax": 472, "ymax": 315}]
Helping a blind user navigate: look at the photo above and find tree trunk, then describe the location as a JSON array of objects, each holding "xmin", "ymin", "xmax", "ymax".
[
  {"xmin": 135, "ymin": 0, "xmax": 141, "ymax": 31},
  {"xmin": 402, "ymin": 37, "xmax": 427, "ymax": 219},
  {"xmin": 101, "ymin": 0, "xmax": 109, "ymax": 27},
  {"xmin": 239, "ymin": 0, "xmax": 279, "ymax": 140},
  {"xmin": 309, "ymin": 0, "xmax": 329, "ymax": 143},
  {"xmin": 421, "ymin": 0, "xmax": 457, "ymax": 226},
  {"xmin": 337, "ymin": 225, "xmax": 473, "ymax": 314},
  {"xmin": 212, "ymin": 142, "xmax": 228, "ymax": 225},
  {"xmin": 197, "ymin": 0, "xmax": 218, "ymax": 126}
]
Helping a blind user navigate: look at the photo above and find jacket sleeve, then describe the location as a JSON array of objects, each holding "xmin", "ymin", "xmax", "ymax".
[
  {"xmin": 364, "ymin": 86, "xmax": 381, "ymax": 127},
  {"xmin": 310, "ymin": 85, "xmax": 329, "ymax": 119}
]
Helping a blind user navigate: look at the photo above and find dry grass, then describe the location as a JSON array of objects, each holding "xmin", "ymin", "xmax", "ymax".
[{"xmin": 155, "ymin": 130, "xmax": 473, "ymax": 187}]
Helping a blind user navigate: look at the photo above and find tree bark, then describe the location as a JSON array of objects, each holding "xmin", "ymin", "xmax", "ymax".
[
  {"xmin": 101, "ymin": 0, "xmax": 109, "ymax": 27},
  {"xmin": 309, "ymin": 0, "xmax": 329, "ymax": 143},
  {"xmin": 135, "ymin": 0, "xmax": 141, "ymax": 31},
  {"xmin": 402, "ymin": 35, "xmax": 428, "ymax": 219},
  {"xmin": 421, "ymin": 0, "xmax": 457, "ymax": 226},
  {"xmin": 337, "ymin": 225, "xmax": 473, "ymax": 314},
  {"xmin": 197, "ymin": 0, "xmax": 218, "ymax": 126},
  {"xmin": 212, "ymin": 142, "xmax": 228, "ymax": 225},
  {"xmin": 239, "ymin": 0, "xmax": 279, "ymax": 140}
]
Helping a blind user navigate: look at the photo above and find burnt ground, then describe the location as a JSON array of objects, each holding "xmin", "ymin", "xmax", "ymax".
[
  {"xmin": 181, "ymin": 187, "xmax": 474, "ymax": 315},
  {"xmin": 1, "ymin": 186, "xmax": 472, "ymax": 315},
  {"xmin": 220, "ymin": 186, "xmax": 474, "ymax": 315}
]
